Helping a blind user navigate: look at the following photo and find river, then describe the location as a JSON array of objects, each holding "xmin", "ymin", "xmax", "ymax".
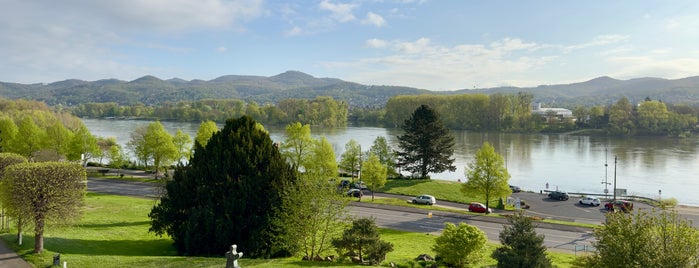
[{"xmin": 82, "ymin": 118, "xmax": 699, "ymax": 206}]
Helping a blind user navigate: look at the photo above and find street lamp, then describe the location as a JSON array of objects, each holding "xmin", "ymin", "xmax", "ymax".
[
  {"xmin": 659, "ymin": 189, "xmax": 662, "ymax": 208},
  {"xmin": 602, "ymin": 148, "xmax": 610, "ymax": 196},
  {"xmin": 613, "ymin": 156, "xmax": 617, "ymax": 201}
]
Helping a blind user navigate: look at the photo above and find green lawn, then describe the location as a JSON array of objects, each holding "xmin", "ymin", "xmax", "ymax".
[{"xmin": 0, "ymin": 192, "xmax": 579, "ymax": 267}]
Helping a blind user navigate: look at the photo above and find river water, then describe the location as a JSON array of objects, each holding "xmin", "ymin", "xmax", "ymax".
[{"xmin": 82, "ymin": 118, "xmax": 699, "ymax": 206}]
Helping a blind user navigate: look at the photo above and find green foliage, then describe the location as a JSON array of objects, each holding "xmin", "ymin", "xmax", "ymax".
[
  {"xmin": 172, "ymin": 129, "xmax": 192, "ymax": 165},
  {"xmin": 339, "ymin": 139, "xmax": 362, "ymax": 179},
  {"xmin": 280, "ymin": 122, "xmax": 313, "ymax": 172},
  {"xmin": 0, "ymin": 161, "xmax": 86, "ymax": 253},
  {"xmin": 0, "ymin": 152, "xmax": 27, "ymax": 177},
  {"xmin": 492, "ymin": 213, "xmax": 552, "ymax": 268},
  {"xmin": 304, "ymin": 136, "xmax": 338, "ymax": 180},
  {"xmin": 332, "ymin": 218, "xmax": 393, "ymax": 265},
  {"xmin": 13, "ymin": 116, "xmax": 47, "ymax": 158},
  {"xmin": 432, "ymin": 222, "xmax": 487, "ymax": 268},
  {"xmin": 194, "ymin": 120, "xmax": 218, "ymax": 148},
  {"xmin": 578, "ymin": 209, "xmax": 699, "ymax": 267},
  {"xmin": 361, "ymin": 152, "xmax": 387, "ymax": 201},
  {"xmin": 66, "ymin": 123, "xmax": 100, "ymax": 165},
  {"xmin": 148, "ymin": 116, "xmax": 299, "ymax": 258},
  {"xmin": 367, "ymin": 136, "xmax": 397, "ymax": 177},
  {"xmin": 462, "ymin": 142, "xmax": 511, "ymax": 213},
  {"xmin": 396, "ymin": 104, "xmax": 456, "ymax": 178}
]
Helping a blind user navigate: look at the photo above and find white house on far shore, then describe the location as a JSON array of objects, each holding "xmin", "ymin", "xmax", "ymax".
[{"xmin": 531, "ymin": 103, "xmax": 574, "ymax": 122}]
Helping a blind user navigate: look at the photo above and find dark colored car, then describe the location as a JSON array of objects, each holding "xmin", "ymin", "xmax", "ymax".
[
  {"xmin": 605, "ymin": 200, "xmax": 633, "ymax": 212},
  {"xmin": 548, "ymin": 190, "xmax": 569, "ymax": 201},
  {"xmin": 509, "ymin": 185, "xmax": 521, "ymax": 193},
  {"xmin": 346, "ymin": 189, "xmax": 363, "ymax": 198},
  {"xmin": 468, "ymin": 202, "xmax": 492, "ymax": 213}
]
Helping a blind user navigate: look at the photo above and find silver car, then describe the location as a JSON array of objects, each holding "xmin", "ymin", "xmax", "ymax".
[
  {"xmin": 411, "ymin": 194, "xmax": 436, "ymax": 205},
  {"xmin": 579, "ymin": 196, "xmax": 600, "ymax": 206}
]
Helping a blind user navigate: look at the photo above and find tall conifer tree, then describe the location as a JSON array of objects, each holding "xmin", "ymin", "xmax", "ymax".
[{"xmin": 395, "ymin": 104, "xmax": 456, "ymax": 178}]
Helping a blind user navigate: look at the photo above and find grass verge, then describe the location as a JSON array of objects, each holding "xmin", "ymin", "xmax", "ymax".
[{"xmin": 0, "ymin": 192, "xmax": 579, "ymax": 267}]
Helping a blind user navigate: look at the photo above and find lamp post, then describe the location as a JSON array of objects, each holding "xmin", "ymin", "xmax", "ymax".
[
  {"xmin": 613, "ymin": 155, "xmax": 617, "ymax": 201},
  {"xmin": 602, "ymin": 148, "xmax": 610, "ymax": 196},
  {"xmin": 659, "ymin": 189, "xmax": 662, "ymax": 208}
]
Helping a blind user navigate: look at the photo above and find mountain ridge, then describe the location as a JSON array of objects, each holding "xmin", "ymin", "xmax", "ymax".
[{"xmin": 1, "ymin": 71, "xmax": 699, "ymax": 108}]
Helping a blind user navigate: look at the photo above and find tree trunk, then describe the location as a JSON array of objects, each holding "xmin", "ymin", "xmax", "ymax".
[{"xmin": 34, "ymin": 217, "xmax": 44, "ymax": 253}]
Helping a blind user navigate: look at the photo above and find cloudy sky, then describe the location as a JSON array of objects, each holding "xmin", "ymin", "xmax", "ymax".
[{"xmin": 2, "ymin": 0, "xmax": 699, "ymax": 90}]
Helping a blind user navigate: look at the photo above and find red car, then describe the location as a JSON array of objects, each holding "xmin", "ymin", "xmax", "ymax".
[
  {"xmin": 605, "ymin": 200, "xmax": 633, "ymax": 212},
  {"xmin": 468, "ymin": 202, "xmax": 492, "ymax": 213}
]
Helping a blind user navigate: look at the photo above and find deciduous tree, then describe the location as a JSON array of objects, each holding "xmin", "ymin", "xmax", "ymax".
[
  {"xmin": 0, "ymin": 162, "xmax": 86, "ymax": 253},
  {"xmin": 339, "ymin": 139, "xmax": 362, "ymax": 179},
  {"xmin": 172, "ymin": 129, "xmax": 192, "ymax": 165},
  {"xmin": 280, "ymin": 122, "xmax": 313, "ymax": 172},
  {"xmin": 194, "ymin": 120, "xmax": 218, "ymax": 148},
  {"xmin": 361, "ymin": 153, "xmax": 387, "ymax": 201},
  {"xmin": 432, "ymin": 222, "xmax": 487, "ymax": 268},
  {"xmin": 396, "ymin": 104, "xmax": 456, "ymax": 178},
  {"xmin": 368, "ymin": 136, "xmax": 397, "ymax": 177},
  {"xmin": 331, "ymin": 218, "xmax": 393, "ymax": 264},
  {"xmin": 462, "ymin": 142, "xmax": 510, "ymax": 213},
  {"xmin": 66, "ymin": 123, "xmax": 100, "ymax": 166}
]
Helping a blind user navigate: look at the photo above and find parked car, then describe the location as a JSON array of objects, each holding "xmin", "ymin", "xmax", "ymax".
[
  {"xmin": 605, "ymin": 200, "xmax": 633, "ymax": 212},
  {"xmin": 411, "ymin": 194, "xmax": 436, "ymax": 205},
  {"xmin": 338, "ymin": 179, "xmax": 351, "ymax": 189},
  {"xmin": 509, "ymin": 185, "xmax": 521, "ymax": 193},
  {"xmin": 579, "ymin": 196, "xmax": 601, "ymax": 206},
  {"xmin": 346, "ymin": 189, "xmax": 363, "ymax": 198},
  {"xmin": 353, "ymin": 181, "xmax": 368, "ymax": 190},
  {"xmin": 548, "ymin": 190, "xmax": 569, "ymax": 201},
  {"xmin": 468, "ymin": 202, "xmax": 492, "ymax": 213}
]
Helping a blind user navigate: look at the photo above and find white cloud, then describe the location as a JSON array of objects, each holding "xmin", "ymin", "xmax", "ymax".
[
  {"xmin": 285, "ymin": 26, "xmax": 303, "ymax": 36},
  {"xmin": 365, "ymin": 38, "xmax": 388, "ymax": 48},
  {"xmin": 362, "ymin": 12, "xmax": 386, "ymax": 27},
  {"xmin": 327, "ymin": 37, "xmax": 554, "ymax": 90},
  {"xmin": 319, "ymin": 0, "xmax": 357, "ymax": 22},
  {"xmin": 216, "ymin": 46, "xmax": 228, "ymax": 53},
  {"xmin": 608, "ymin": 56, "xmax": 699, "ymax": 80},
  {"xmin": 565, "ymin": 35, "xmax": 630, "ymax": 51}
]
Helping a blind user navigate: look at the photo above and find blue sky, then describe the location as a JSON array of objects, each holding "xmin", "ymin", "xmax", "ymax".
[{"xmin": 2, "ymin": 0, "xmax": 699, "ymax": 90}]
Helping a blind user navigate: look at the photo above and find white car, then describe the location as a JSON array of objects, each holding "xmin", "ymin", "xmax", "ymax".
[
  {"xmin": 411, "ymin": 195, "xmax": 436, "ymax": 205},
  {"xmin": 579, "ymin": 196, "xmax": 601, "ymax": 206}
]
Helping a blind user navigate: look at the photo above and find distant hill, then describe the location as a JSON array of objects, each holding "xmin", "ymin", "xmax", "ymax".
[{"xmin": 1, "ymin": 71, "xmax": 699, "ymax": 108}]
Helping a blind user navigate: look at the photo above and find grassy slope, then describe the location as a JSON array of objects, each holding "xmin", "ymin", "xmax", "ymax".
[{"xmin": 0, "ymin": 187, "xmax": 578, "ymax": 267}]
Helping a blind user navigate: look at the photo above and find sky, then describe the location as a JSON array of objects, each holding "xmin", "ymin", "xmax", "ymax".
[{"xmin": 2, "ymin": 0, "xmax": 699, "ymax": 90}]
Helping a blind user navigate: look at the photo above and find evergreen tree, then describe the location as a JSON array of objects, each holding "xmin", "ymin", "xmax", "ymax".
[
  {"xmin": 149, "ymin": 116, "xmax": 298, "ymax": 257},
  {"xmin": 396, "ymin": 104, "xmax": 456, "ymax": 178},
  {"xmin": 492, "ymin": 212, "xmax": 552, "ymax": 268}
]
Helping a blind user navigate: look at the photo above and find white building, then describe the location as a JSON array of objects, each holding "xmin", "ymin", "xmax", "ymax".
[{"xmin": 531, "ymin": 103, "xmax": 573, "ymax": 122}]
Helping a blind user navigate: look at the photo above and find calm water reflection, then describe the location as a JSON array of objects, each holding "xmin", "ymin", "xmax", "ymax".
[{"xmin": 83, "ymin": 119, "xmax": 699, "ymax": 206}]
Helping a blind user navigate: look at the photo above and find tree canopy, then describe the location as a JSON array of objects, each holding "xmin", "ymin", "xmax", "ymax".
[
  {"xmin": 462, "ymin": 142, "xmax": 511, "ymax": 212},
  {"xmin": 149, "ymin": 116, "xmax": 299, "ymax": 257},
  {"xmin": 395, "ymin": 104, "xmax": 456, "ymax": 178},
  {"xmin": 0, "ymin": 161, "xmax": 86, "ymax": 253}
]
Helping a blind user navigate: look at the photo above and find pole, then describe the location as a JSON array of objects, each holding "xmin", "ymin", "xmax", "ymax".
[
  {"xmin": 603, "ymin": 147, "xmax": 609, "ymax": 196},
  {"xmin": 613, "ymin": 156, "xmax": 617, "ymax": 201}
]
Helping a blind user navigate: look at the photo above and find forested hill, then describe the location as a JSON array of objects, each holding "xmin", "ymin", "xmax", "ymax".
[{"xmin": 2, "ymin": 70, "xmax": 699, "ymax": 108}]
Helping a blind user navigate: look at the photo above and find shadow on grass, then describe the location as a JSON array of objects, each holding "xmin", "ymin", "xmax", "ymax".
[
  {"xmin": 42, "ymin": 236, "xmax": 177, "ymax": 256},
  {"xmin": 77, "ymin": 221, "xmax": 151, "ymax": 229}
]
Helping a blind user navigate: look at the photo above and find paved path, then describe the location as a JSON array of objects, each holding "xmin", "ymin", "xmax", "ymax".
[{"xmin": 0, "ymin": 239, "xmax": 31, "ymax": 268}]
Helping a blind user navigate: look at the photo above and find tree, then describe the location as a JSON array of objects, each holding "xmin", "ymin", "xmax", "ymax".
[
  {"xmin": 368, "ymin": 136, "xmax": 397, "ymax": 177},
  {"xmin": 13, "ymin": 116, "xmax": 47, "ymax": 159},
  {"xmin": 492, "ymin": 212, "xmax": 552, "ymax": 268},
  {"xmin": 396, "ymin": 104, "xmax": 456, "ymax": 178},
  {"xmin": 0, "ymin": 153, "xmax": 28, "ymax": 241},
  {"xmin": 149, "ymin": 116, "xmax": 299, "ymax": 257},
  {"xmin": 45, "ymin": 121, "xmax": 73, "ymax": 159},
  {"xmin": 462, "ymin": 142, "xmax": 510, "ymax": 213},
  {"xmin": 194, "ymin": 120, "xmax": 218, "ymax": 148},
  {"xmin": 66, "ymin": 123, "xmax": 100, "ymax": 166},
  {"xmin": 0, "ymin": 162, "xmax": 86, "ymax": 253},
  {"xmin": 108, "ymin": 144, "xmax": 129, "ymax": 176},
  {"xmin": 361, "ymin": 153, "xmax": 387, "ymax": 201},
  {"xmin": 577, "ymin": 209, "xmax": 699, "ymax": 267},
  {"xmin": 0, "ymin": 117, "xmax": 18, "ymax": 153},
  {"xmin": 143, "ymin": 121, "xmax": 176, "ymax": 178},
  {"xmin": 305, "ymin": 136, "xmax": 338, "ymax": 180},
  {"xmin": 280, "ymin": 122, "xmax": 313, "ymax": 172},
  {"xmin": 432, "ymin": 222, "xmax": 487, "ymax": 268},
  {"xmin": 172, "ymin": 129, "xmax": 192, "ymax": 165},
  {"xmin": 95, "ymin": 136, "xmax": 116, "ymax": 165},
  {"xmin": 339, "ymin": 139, "xmax": 362, "ymax": 180},
  {"xmin": 332, "ymin": 218, "xmax": 393, "ymax": 265}
]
